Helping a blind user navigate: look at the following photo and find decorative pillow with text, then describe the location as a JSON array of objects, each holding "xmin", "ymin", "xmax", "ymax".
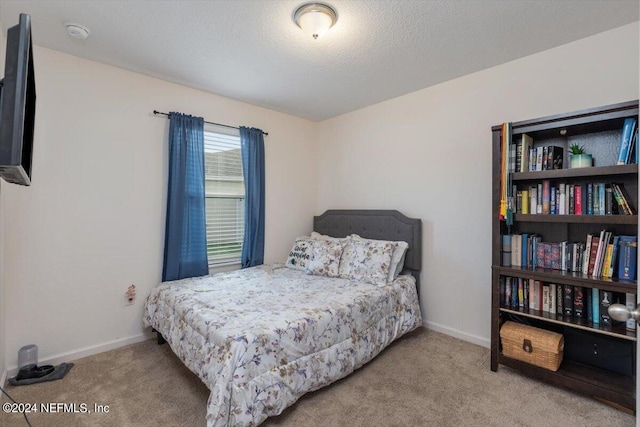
[{"xmin": 285, "ymin": 237, "xmax": 314, "ymax": 271}]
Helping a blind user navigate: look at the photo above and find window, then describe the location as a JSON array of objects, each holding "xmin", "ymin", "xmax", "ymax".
[{"xmin": 204, "ymin": 128, "xmax": 244, "ymax": 266}]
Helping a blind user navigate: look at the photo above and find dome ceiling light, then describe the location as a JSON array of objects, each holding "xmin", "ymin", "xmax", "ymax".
[{"xmin": 293, "ymin": 3, "xmax": 337, "ymax": 40}]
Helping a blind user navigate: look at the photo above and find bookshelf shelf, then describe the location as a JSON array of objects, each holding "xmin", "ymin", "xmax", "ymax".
[
  {"xmin": 491, "ymin": 100, "xmax": 639, "ymax": 414},
  {"xmin": 513, "ymin": 214, "xmax": 637, "ymax": 224},
  {"xmin": 499, "ymin": 307, "xmax": 636, "ymax": 341},
  {"xmin": 513, "ymin": 163, "xmax": 638, "ymax": 181},
  {"xmin": 498, "ymin": 355, "xmax": 635, "ymax": 411},
  {"xmin": 492, "ymin": 265, "xmax": 636, "ymax": 294}
]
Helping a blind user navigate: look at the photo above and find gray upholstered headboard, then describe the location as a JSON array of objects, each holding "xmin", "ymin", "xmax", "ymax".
[{"xmin": 313, "ymin": 210, "xmax": 422, "ymax": 287}]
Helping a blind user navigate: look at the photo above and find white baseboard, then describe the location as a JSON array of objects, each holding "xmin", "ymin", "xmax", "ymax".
[
  {"xmin": 6, "ymin": 332, "xmax": 155, "ymax": 378},
  {"xmin": 424, "ymin": 320, "xmax": 490, "ymax": 348}
]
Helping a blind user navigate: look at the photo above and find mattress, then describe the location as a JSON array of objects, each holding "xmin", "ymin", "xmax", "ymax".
[{"xmin": 143, "ymin": 264, "xmax": 422, "ymax": 426}]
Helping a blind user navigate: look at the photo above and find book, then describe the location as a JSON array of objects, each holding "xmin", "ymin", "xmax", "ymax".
[
  {"xmin": 587, "ymin": 236, "xmax": 600, "ymax": 276},
  {"xmin": 605, "ymin": 185, "xmax": 613, "ymax": 215},
  {"xmin": 592, "ymin": 288, "xmax": 600, "ymax": 324},
  {"xmin": 617, "ymin": 235, "xmax": 638, "ymax": 281},
  {"xmin": 549, "ymin": 283, "xmax": 557, "ymax": 314},
  {"xmin": 563, "ymin": 285, "xmax": 574, "ymax": 317},
  {"xmin": 634, "ymin": 126, "xmax": 640, "ymax": 165},
  {"xmin": 529, "ymin": 147, "xmax": 536, "ymax": 171},
  {"xmin": 626, "ymin": 293, "xmax": 636, "ymax": 331},
  {"xmin": 558, "ymin": 183, "xmax": 566, "ymax": 215},
  {"xmin": 598, "ymin": 183, "xmax": 605, "ymax": 215},
  {"xmin": 583, "ymin": 234, "xmax": 593, "ymax": 273},
  {"xmin": 520, "ymin": 134, "xmax": 533, "ymax": 172},
  {"xmin": 521, "ymin": 233, "xmax": 529, "ymax": 268},
  {"xmin": 501, "ymin": 234, "xmax": 512, "ymax": 267},
  {"xmin": 518, "ymin": 278, "xmax": 524, "ymax": 307},
  {"xmin": 529, "ymin": 186, "xmax": 537, "ymax": 215},
  {"xmin": 544, "ymin": 243, "xmax": 552, "ymax": 269},
  {"xmin": 573, "ymin": 286, "xmax": 586, "ymax": 318},
  {"xmin": 608, "ymin": 235, "xmax": 620, "ymax": 278},
  {"xmin": 542, "ymin": 284, "xmax": 550, "ymax": 312},
  {"xmin": 515, "ymin": 140, "xmax": 522, "ymax": 173},
  {"xmin": 600, "ymin": 290, "xmax": 612, "ymax": 324},
  {"xmin": 556, "ymin": 283, "xmax": 564, "ymax": 315},
  {"xmin": 536, "ymin": 183, "xmax": 542, "ymax": 214},
  {"xmin": 535, "ymin": 241, "xmax": 546, "ymax": 268},
  {"xmin": 521, "ymin": 189, "xmax": 529, "ymax": 214},
  {"xmin": 572, "ymin": 242, "xmax": 583, "ymax": 273},
  {"xmin": 548, "ymin": 146, "xmax": 564, "ymax": 170},
  {"xmin": 530, "ymin": 280, "xmax": 542, "ymax": 311},
  {"xmin": 586, "ymin": 183, "xmax": 594, "ymax": 215},
  {"xmin": 574, "ymin": 184, "xmax": 583, "ymax": 215},
  {"xmin": 536, "ymin": 148, "xmax": 543, "ymax": 171},
  {"xmin": 617, "ymin": 117, "xmax": 638, "ymax": 165},
  {"xmin": 593, "ymin": 230, "xmax": 610, "ymax": 278},
  {"xmin": 541, "ymin": 180, "xmax": 550, "ymax": 214},
  {"xmin": 610, "ymin": 183, "xmax": 629, "ymax": 214},
  {"xmin": 601, "ymin": 242, "xmax": 614, "ymax": 278},
  {"xmin": 530, "ymin": 235, "xmax": 541, "ymax": 268},
  {"xmin": 613, "ymin": 183, "xmax": 635, "ymax": 214},
  {"xmin": 568, "ymin": 184, "xmax": 575, "ymax": 215},
  {"xmin": 511, "ymin": 234, "xmax": 522, "ymax": 267},
  {"xmin": 550, "ymin": 243, "xmax": 561, "ymax": 270}
]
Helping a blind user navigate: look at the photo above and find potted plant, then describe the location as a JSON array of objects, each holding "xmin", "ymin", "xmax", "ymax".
[{"xmin": 569, "ymin": 144, "xmax": 592, "ymax": 168}]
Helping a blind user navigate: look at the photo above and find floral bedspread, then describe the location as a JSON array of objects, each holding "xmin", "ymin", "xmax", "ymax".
[{"xmin": 143, "ymin": 265, "xmax": 422, "ymax": 426}]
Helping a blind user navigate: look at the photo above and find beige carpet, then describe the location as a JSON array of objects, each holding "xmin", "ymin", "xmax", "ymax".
[{"xmin": 1, "ymin": 328, "xmax": 635, "ymax": 427}]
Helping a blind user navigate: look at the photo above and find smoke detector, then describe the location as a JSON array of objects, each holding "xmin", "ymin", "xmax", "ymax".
[{"xmin": 65, "ymin": 23, "xmax": 90, "ymax": 39}]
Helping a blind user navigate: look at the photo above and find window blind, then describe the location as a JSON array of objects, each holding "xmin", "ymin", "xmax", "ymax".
[{"xmin": 204, "ymin": 130, "xmax": 244, "ymax": 265}]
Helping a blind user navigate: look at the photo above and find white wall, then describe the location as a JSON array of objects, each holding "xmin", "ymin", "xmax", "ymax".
[
  {"xmin": 2, "ymin": 21, "xmax": 637, "ymax": 371},
  {"xmin": 1, "ymin": 47, "xmax": 318, "ymax": 370},
  {"xmin": 316, "ymin": 23, "xmax": 640, "ymax": 346}
]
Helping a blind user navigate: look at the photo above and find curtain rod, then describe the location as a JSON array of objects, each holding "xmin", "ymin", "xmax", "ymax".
[{"xmin": 153, "ymin": 110, "xmax": 268, "ymax": 136}]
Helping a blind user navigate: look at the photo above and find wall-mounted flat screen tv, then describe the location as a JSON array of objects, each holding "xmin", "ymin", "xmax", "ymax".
[{"xmin": 0, "ymin": 13, "xmax": 36, "ymax": 186}]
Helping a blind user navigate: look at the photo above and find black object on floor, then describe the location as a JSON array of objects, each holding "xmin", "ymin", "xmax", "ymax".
[
  {"xmin": 8, "ymin": 363, "xmax": 74, "ymax": 386},
  {"xmin": 16, "ymin": 364, "xmax": 55, "ymax": 380}
]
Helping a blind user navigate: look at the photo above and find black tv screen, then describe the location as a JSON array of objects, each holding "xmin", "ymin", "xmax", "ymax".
[{"xmin": 0, "ymin": 13, "xmax": 36, "ymax": 186}]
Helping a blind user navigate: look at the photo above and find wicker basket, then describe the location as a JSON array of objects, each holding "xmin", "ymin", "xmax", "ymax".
[{"xmin": 500, "ymin": 321, "xmax": 564, "ymax": 371}]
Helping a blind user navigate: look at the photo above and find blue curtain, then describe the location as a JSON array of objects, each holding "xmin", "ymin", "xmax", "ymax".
[
  {"xmin": 162, "ymin": 112, "xmax": 209, "ymax": 281},
  {"xmin": 240, "ymin": 127, "xmax": 265, "ymax": 268}
]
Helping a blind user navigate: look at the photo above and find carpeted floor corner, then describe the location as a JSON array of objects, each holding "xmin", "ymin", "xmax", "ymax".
[{"xmin": 1, "ymin": 328, "xmax": 635, "ymax": 426}]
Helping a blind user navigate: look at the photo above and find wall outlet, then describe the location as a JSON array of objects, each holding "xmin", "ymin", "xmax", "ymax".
[{"xmin": 125, "ymin": 284, "xmax": 136, "ymax": 306}]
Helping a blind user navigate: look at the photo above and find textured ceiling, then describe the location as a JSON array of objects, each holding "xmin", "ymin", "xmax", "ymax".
[{"xmin": 0, "ymin": 1, "xmax": 638, "ymax": 121}]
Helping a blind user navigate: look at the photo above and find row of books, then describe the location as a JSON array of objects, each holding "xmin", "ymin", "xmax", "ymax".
[
  {"xmin": 501, "ymin": 232, "xmax": 637, "ymax": 280},
  {"xmin": 512, "ymin": 181, "xmax": 634, "ymax": 215},
  {"xmin": 508, "ymin": 116, "xmax": 639, "ymax": 176},
  {"xmin": 508, "ymin": 133, "xmax": 564, "ymax": 173},
  {"xmin": 499, "ymin": 277, "xmax": 636, "ymax": 331},
  {"xmin": 617, "ymin": 117, "xmax": 638, "ymax": 165}
]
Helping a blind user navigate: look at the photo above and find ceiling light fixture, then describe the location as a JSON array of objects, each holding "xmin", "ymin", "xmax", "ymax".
[
  {"xmin": 65, "ymin": 22, "xmax": 90, "ymax": 40},
  {"xmin": 293, "ymin": 3, "xmax": 337, "ymax": 40}
]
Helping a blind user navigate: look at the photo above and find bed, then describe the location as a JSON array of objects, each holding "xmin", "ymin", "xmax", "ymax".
[{"xmin": 143, "ymin": 210, "xmax": 422, "ymax": 426}]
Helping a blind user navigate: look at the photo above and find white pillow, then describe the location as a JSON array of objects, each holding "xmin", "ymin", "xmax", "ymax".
[
  {"xmin": 310, "ymin": 231, "xmax": 348, "ymax": 242},
  {"xmin": 305, "ymin": 240, "xmax": 344, "ymax": 277},
  {"xmin": 351, "ymin": 234, "xmax": 409, "ymax": 282},
  {"xmin": 338, "ymin": 239, "xmax": 394, "ymax": 286},
  {"xmin": 284, "ymin": 237, "xmax": 314, "ymax": 271}
]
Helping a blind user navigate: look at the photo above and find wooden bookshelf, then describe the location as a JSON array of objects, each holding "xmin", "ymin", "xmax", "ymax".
[{"xmin": 491, "ymin": 100, "xmax": 639, "ymax": 414}]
